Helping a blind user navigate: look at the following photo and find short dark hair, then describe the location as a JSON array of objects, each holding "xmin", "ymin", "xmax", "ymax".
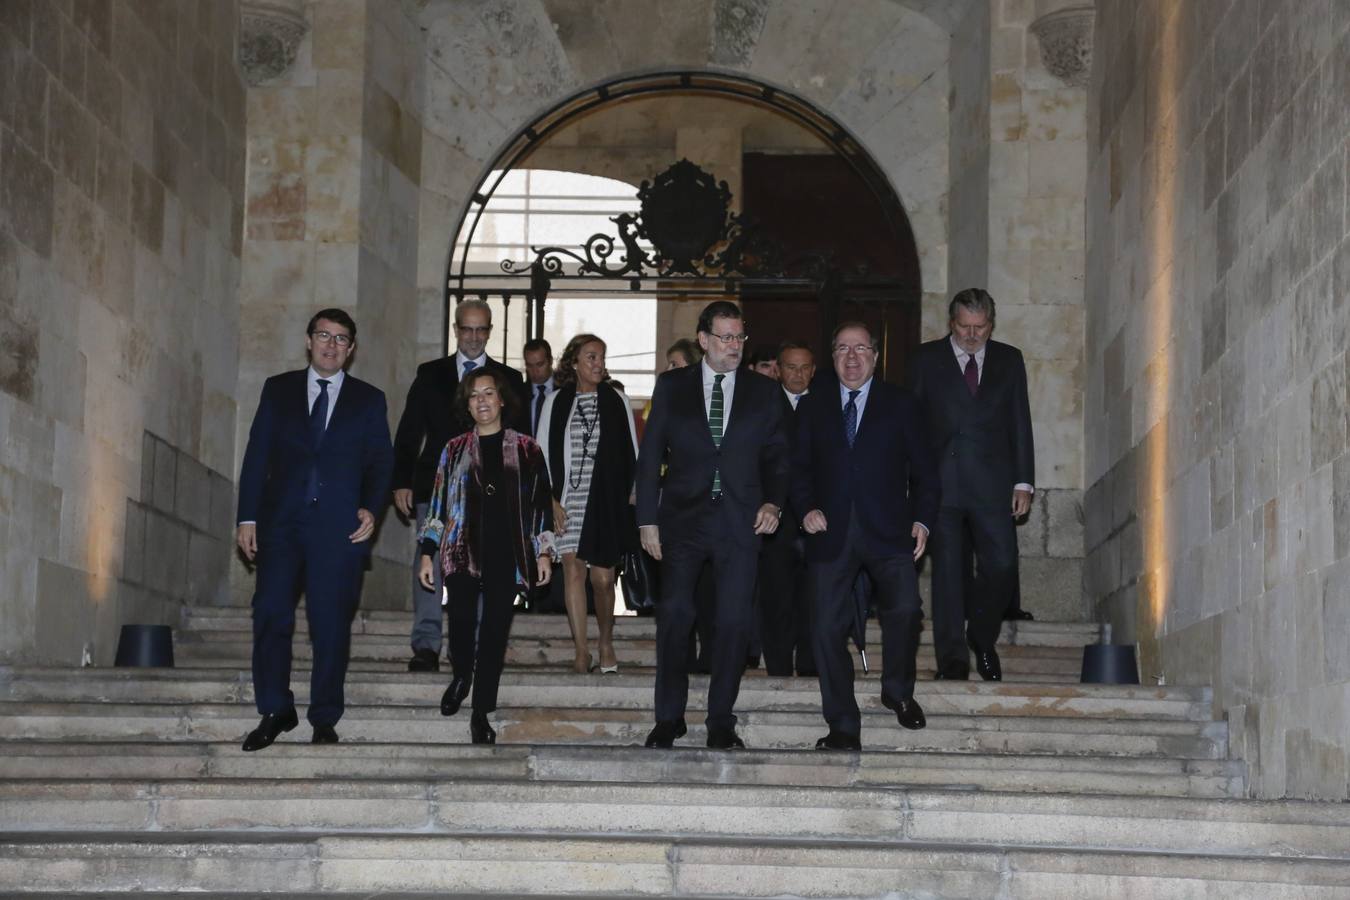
[
  {"xmin": 696, "ymin": 300, "xmax": 743, "ymax": 335},
  {"xmin": 454, "ymin": 367, "xmax": 521, "ymax": 427},
  {"xmin": 777, "ymin": 341, "xmax": 813, "ymax": 362},
  {"xmin": 949, "ymin": 288, "xmax": 996, "ymax": 323},
  {"xmin": 523, "ymin": 338, "xmax": 552, "ymax": 360},
  {"xmin": 666, "ymin": 338, "xmax": 702, "ymax": 366},
  {"xmin": 830, "ymin": 320, "xmax": 877, "ymax": 349},
  {"xmin": 747, "ymin": 346, "xmax": 777, "ymax": 367},
  {"xmin": 307, "ymin": 308, "xmax": 357, "ymax": 342}
]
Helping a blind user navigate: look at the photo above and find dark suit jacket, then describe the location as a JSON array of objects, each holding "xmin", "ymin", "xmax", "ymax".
[
  {"xmin": 393, "ymin": 356, "xmax": 527, "ymax": 503},
  {"xmin": 790, "ymin": 377, "xmax": 940, "ymax": 563},
  {"xmin": 909, "ymin": 337, "xmax": 1035, "ymax": 509},
  {"xmin": 237, "ymin": 369, "xmax": 394, "ymax": 553},
  {"xmin": 635, "ymin": 365, "xmax": 789, "ymax": 548}
]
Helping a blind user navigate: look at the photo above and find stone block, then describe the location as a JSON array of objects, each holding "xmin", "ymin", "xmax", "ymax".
[
  {"xmin": 186, "ymin": 529, "xmax": 228, "ymax": 606},
  {"xmin": 173, "ymin": 453, "xmax": 212, "ymax": 533},
  {"xmin": 1285, "ymin": 728, "xmax": 1349, "ymax": 801},
  {"xmin": 148, "ymin": 434, "xmax": 175, "ymax": 512},
  {"xmin": 1322, "ymin": 556, "xmax": 1350, "ymax": 682},
  {"xmin": 208, "ymin": 470, "xmax": 235, "ymax": 539},
  {"xmin": 1019, "ymin": 555, "xmax": 1086, "ymax": 621},
  {"xmin": 1046, "ymin": 488, "xmax": 1084, "ymax": 558},
  {"xmin": 0, "ymin": 300, "xmax": 39, "ymax": 404},
  {"xmin": 1, "ymin": 124, "xmax": 55, "ymax": 258},
  {"xmin": 143, "ymin": 509, "xmax": 189, "ymax": 598},
  {"xmin": 10, "ymin": 43, "xmax": 50, "ymax": 155},
  {"xmin": 129, "ymin": 162, "xmax": 164, "ymax": 251},
  {"xmin": 122, "ymin": 499, "xmax": 146, "ymax": 586}
]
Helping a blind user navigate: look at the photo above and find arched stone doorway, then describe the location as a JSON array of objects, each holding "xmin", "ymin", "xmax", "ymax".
[{"xmin": 442, "ymin": 71, "xmax": 924, "ymax": 385}]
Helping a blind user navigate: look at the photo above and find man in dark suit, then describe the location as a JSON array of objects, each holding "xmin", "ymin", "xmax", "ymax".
[
  {"xmin": 392, "ymin": 299, "xmax": 527, "ymax": 671},
  {"xmin": 792, "ymin": 323, "xmax": 939, "ymax": 750},
  {"xmin": 235, "ymin": 308, "xmax": 394, "ymax": 751},
  {"xmin": 909, "ymin": 288, "xmax": 1035, "ymax": 682},
  {"xmin": 636, "ymin": 300, "xmax": 790, "ymax": 749},
  {"xmin": 756, "ymin": 342, "xmax": 817, "ymax": 677}
]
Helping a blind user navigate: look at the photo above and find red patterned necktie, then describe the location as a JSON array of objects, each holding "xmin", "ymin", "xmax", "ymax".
[{"xmin": 964, "ymin": 354, "xmax": 979, "ymax": 396}]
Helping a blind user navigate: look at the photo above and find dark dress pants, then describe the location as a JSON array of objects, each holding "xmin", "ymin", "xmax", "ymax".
[
  {"xmin": 656, "ymin": 499, "xmax": 757, "ymax": 731},
  {"xmin": 809, "ymin": 511, "xmax": 923, "ymax": 735},
  {"xmin": 446, "ymin": 572, "xmax": 518, "ymax": 713},
  {"xmin": 251, "ymin": 511, "xmax": 364, "ymax": 728},
  {"xmin": 756, "ymin": 522, "xmax": 814, "ymax": 677},
  {"xmin": 931, "ymin": 505, "xmax": 1018, "ymax": 671}
]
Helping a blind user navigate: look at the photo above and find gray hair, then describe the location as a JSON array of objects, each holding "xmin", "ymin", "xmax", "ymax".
[
  {"xmin": 454, "ymin": 298, "xmax": 493, "ymax": 326},
  {"xmin": 948, "ymin": 288, "xmax": 996, "ymax": 323}
]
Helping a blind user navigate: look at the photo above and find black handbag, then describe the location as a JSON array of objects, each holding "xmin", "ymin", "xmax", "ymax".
[{"xmin": 619, "ymin": 547, "xmax": 659, "ymax": 613}]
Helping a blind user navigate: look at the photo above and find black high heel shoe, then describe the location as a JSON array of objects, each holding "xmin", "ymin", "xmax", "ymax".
[{"xmin": 470, "ymin": 711, "xmax": 496, "ymax": 744}]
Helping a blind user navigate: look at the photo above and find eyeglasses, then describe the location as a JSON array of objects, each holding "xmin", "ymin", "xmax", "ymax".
[
  {"xmin": 832, "ymin": 343, "xmax": 875, "ymax": 357},
  {"xmin": 311, "ymin": 331, "xmax": 352, "ymax": 347},
  {"xmin": 457, "ymin": 325, "xmax": 492, "ymax": 336},
  {"xmin": 708, "ymin": 332, "xmax": 749, "ymax": 345}
]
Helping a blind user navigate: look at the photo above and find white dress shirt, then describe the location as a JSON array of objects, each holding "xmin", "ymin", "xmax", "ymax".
[
  {"xmin": 784, "ymin": 386, "xmax": 807, "ymax": 410},
  {"xmin": 529, "ymin": 376, "xmax": 556, "ymax": 434},
  {"xmin": 702, "ymin": 361, "xmax": 737, "ymax": 429},
  {"xmin": 948, "ymin": 336, "xmax": 1033, "ymax": 495},
  {"xmin": 455, "ymin": 350, "xmax": 489, "ymax": 376},
  {"xmin": 838, "ymin": 376, "xmax": 872, "ymax": 425},
  {"xmin": 308, "ymin": 366, "xmax": 344, "ymax": 428}
]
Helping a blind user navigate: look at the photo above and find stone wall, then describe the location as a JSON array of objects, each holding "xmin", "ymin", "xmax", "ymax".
[
  {"xmin": 1084, "ymin": 0, "xmax": 1350, "ymax": 798},
  {"xmin": 235, "ymin": 0, "xmax": 424, "ymax": 609},
  {"xmin": 0, "ymin": 1, "xmax": 245, "ymax": 664}
]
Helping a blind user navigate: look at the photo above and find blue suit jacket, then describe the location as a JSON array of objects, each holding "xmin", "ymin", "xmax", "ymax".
[
  {"xmin": 237, "ymin": 369, "xmax": 394, "ymax": 552},
  {"xmin": 789, "ymin": 377, "xmax": 940, "ymax": 563}
]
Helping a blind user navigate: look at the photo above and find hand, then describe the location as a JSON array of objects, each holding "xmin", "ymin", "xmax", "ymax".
[
  {"xmin": 1012, "ymin": 489, "xmax": 1032, "ymax": 518},
  {"xmin": 912, "ymin": 523, "xmax": 928, "ymax": 561},
  {"xmin": 349, "ymin": 508, "xmax": 375, "ymax": 543},
  {"xmin": 753, "ymin": 503, "xmax": 781, "ymax": 535},
  {"xmin": 393, "ymin": 488, "xmax": 414, "ymax": 518},
  {"xmin": 236, "ymin": 523, "xmax": 257, "ymax": 561},
  {"xmin": 536, "ymin": 555, "xmax": 552, "ymax": 587},
  {"xmin": 640, "ymin": 524, "xmax": 662, "ymax": 561},
  {"xmin": 802, "ymin": 510, "xmax": 828, "ymax": 534},
  {"xmin": 552, "ymin": 499, "xmax": 567, "ymax": 536},
  {"xmin": 418, "ymin": 555, "xmax": 436, "ymax": 590}
]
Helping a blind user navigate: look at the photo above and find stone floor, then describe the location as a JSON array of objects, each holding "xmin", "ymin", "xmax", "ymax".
[{"xmin": 1, "ymin": 607, "xmax": 1348, "ymax": 897}]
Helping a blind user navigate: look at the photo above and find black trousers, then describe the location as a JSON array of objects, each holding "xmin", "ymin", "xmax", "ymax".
[
  {"xmin": 446, "ymin": 573, "xmax": 518, "ymax": 713},
  {"xmin": 655, "ymin": 500, "xmax": 756, "ymax": 730},
  {"xmin": 931, "ymin": 505, "xmax": 1018, "ymax": 672},
  {"xmin": 808, "ymin": 512, "xmax": 922, "ymax": 735},
  {"xmin": 756, "ymin": 519, "xmax": 815, "ymax": 676},
  {"xmin": 251, "ymin": 512, "xmax": 364, "ymax": 727}
]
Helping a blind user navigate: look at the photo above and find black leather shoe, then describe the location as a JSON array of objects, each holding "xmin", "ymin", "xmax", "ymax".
[
  {"xmin": 440, "ymin": 676, "xmax": 472, "ymax": 716},
  {"xmin": 408, "ymin": 648, "xmax": 440, "ymax": 672},
  {"xmin": 815, "ymin": 729, "xmax": 861, "ymax": 751},
  {"xmin": 241, "ymin": 708, "xmax": 298, "ymax": 752},
  {"xmin": 971, "ymin": 647, "xmax": 1003, "ymax": 681},
  {"xmin": 311, "ymin": 724, "xmax": 339, "ymax": 744},
  {"xmin": 882, "ymin": 694, "xmax": 927, "ymax": 730},
  {"xmin": 1003, "ymin": 608, "xmax": 1035, "ymax": 621},
  {"xmin": 644, "ymin": 719, "xmax": 687, "ymax": 748},
  {"xmin": 470, "ymin": 711, "xmax": 496, "ymax": 745},
  {"xmin": 706, "ymin": 726, "xmax": 746, "ymax": 750}
]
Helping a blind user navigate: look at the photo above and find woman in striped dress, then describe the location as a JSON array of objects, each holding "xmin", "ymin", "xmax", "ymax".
[{"xmin": 537, "ymin": 334, "xmax": 640, "ymax": 673}]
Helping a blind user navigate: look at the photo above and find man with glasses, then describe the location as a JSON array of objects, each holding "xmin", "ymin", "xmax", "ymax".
[
  {"xmin": 236, "ymin": 309, "xmax": 394, "ymax": 750},
  {"xmin": 909, "ymin": 288, "xmax": 1035, "ymax": 682},
  {"xmin": 636, "ymin": 300, "xmax": 790, "ymax": 749},
  {"xmin": 393, "ymin": 299, "xmax": 527, "ymax": 672},
  {"xmin": 792, "ymin": 322, "xmax": 939, "ymax": 749}
]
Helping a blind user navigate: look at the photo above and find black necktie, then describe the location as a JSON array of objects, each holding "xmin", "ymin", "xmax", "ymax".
[
  {"xmin": 533, "ymin": 385, "xmax": 547, "ymax": 435},
  {"xmin": 307, "ymin": 379, "xmax": 330, "ymax": 500},
  {"xmin": 844, "ymin": 389, "xmax": 860, "ymax": 448}
]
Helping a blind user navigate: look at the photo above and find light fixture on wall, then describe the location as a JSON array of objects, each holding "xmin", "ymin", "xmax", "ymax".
[{"xmin": 1029, "ymin": 6, "xmax": 1096, "ymax": 89}]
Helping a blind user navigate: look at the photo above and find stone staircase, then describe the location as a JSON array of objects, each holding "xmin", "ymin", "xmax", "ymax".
[{"xmin": 1, "ymin": 607, "xmax": 1349, "ymax": 897}]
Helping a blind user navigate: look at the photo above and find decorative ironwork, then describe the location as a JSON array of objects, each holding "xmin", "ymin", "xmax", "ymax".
[{"xmin": 639, "ymin": 160, "xmax": 732, "ymax": 275}]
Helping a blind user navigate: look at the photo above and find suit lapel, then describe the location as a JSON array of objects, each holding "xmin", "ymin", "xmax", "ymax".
[
  {"xmin": 323, "ymin": 376, "xmax": 358, "ymax": 442},
  {"xmin": 689, "ymin": 366, "xmax": 716, "ymax": 447}
]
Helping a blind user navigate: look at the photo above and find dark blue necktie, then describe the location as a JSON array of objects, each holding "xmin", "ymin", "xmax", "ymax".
[
  {"xmin": 307, "ymin": 379, "xmax": 330, "ymax": 500},
  {"xmin": 463, "ymin": 360, "xmax": 477, "ymax": 377},
  {"xmin": 843, "ymin": 389, "xmax": 860, "ymax": 448}
]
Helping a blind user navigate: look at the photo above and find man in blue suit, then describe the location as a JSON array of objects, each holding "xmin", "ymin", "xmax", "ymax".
[
  {"xmin": 235, "ymin": 308, "xmax": 394, "ymax": 751},
  {"xmin": 791, "ymin": 321, "xmax": 940, "ymax": 750}
]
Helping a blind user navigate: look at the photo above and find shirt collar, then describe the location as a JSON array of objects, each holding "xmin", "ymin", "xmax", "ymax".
[
  {"xmin": 839, "ymin": 376, "xmax": 872, "ymax": 402},
  {"xmin": 456, "ymin": 350, "xmax": 489, "ymax": 370},
  {"xmin": 702, "ymin": 360, "xmax": 736, "ymax": 386},
  {"xmin": 308, "ymin": 366, "xmax": 345, "ymax": 389},
  {"xmin": 531, "ymin": 376, "xmax": 555, "ymax": 393},
  {"xmin": 949, "ymin": 335, "xmax": 987, "ymax": 362}
]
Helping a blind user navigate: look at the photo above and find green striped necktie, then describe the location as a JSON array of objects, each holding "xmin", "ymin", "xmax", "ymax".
[{"xmin": 709, "ymin": 373, "xmax": 725, "ymax": 496}]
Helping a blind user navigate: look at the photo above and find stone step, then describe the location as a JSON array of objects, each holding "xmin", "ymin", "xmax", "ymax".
[
  {"xmin": 0, "ymin": 701, "xmax": 1229, "ymax": 758},
  {"xmin": 181, "ymin": 608, "xmax": 1103, "ymax": 648},
  {"xmin": 174, "ymin": 632, "xmax": 1087, "ymax": 674},
  {"xmin": 0, "ymin": 741, "xmax": 1245, "ymax": 798},
  {"xmin": 0, "ymin": 667, "xmax": 1213, "ymax": 720},
  {"xmin": 5, "ymin": 833, "xmax": 1350, "ymax": 897},
  {"xmin": 3, "ymin": 780, "xmax": 1347, "ymax": 859}
]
